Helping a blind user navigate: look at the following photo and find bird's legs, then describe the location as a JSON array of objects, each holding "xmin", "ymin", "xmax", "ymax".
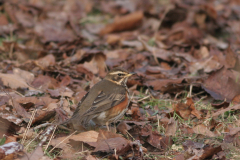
[
  {"xmin": 106, "ymin": 121, "xmax": 110, "ymax": 131},
  {"xmin": 113, "ymin": 122, "xmax": 116, "ymax": 133}
]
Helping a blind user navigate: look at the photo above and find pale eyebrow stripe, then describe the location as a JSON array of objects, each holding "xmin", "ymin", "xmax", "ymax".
[{"xmin": 109, "ymin": 71, "xmax": 127, "ymax": 75}]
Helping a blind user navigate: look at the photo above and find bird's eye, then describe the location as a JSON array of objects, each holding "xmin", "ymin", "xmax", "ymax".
[{"xmin": 118, "ymin": 73, "xmax": 123, "ymax": 76}]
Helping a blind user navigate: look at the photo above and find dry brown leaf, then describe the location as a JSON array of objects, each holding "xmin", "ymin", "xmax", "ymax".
[
  {"xmin": 64, "ymin": 49, "xmax": 85, "ymax": 63},
  {"xmin": 229, "ymin": 127, "xmax": 240, "ymax": 136},
  {"xmin": 199, "ymin": 145, "xmax": 222, "ymax": 160},
  {"xmin": 13, "ymin": 68, "xmax": 34, "ymax": 84},
  {"xmin": 211, "ymin": 101, "xmax": 229, "ymax": 109},
  {"xmin": 49, "ymin": 131, "xmax": 98, "ymax": 158},
  {"xmin": 15, "ymin": 97, "xmax": 58, "ymax": 108},
  {"xmin": 193, "ymin": 124, "xmax": 216, "ymax": 137},
  {"xmin": 232, "ymin": 94, "xmax": 240, "ymax": 105},
  {"xmin": 28, "ymin": 146, "xmax": 44, "ymax": 160},
  {"xmin": 0, "ymin": 73, "xmax": 37, "ymax": 90},
  {"xmin": 31, "ymin": 75, "xmax": 59, "ymax": 90},
  {"xmin": 34, "ymin": 20, "xmax": 76, "ymax": 43},
  {"xmin": 86, "ymin": 155, "xmax": 99, "ymax": 160},
  {"xmin": 100, "ymin": 11, "xmax": 143, "ymax": 35},
  {"xmin": 165, "ymin": 117, "xmax": 177, "ymax": 136},
  {"xmin": 173, "ymin": 154, "xmax": 185, "ymax": 160},
  {"xmin": 35, "ymin": 54, "xmax": 56, "ymax": 69},
  {"xmin": 117, "ymin": 121, "xmax": 132, "ymax": 135},
  {"xmin": 189, "ymin": 56, "xmax": 222, "ymax": 74},
  {"xmin": 212, "ymin": 104, "xmax": 240, "ymax": 117},
  {"xmin": 173, "ymin": 103, "xmax": 191, "ymax": 120},
  {"xmin": 225, "ymin": 46, "xmax": 237, "ymax": 69},
  {"xmin": 186, "ymin": 98, "xmax": 202, "ymax": 119},
  {"xmin": 126, "ymin": 106, "xmax": 144, "ymax": 121},
  {"xmin": 0, "ymin": 142, "xmax": 23, "ymax": 159},
  {"xmin": 83, "ymin": 52, "xmax": 106, "ymax": 77},
  {"xmin": 0, "ymin": 105, "xmax": 23, "ymax": 125},
  {"xmin": 203, "ymin": 67, "xmax": 240, "ymax": 102},
  {"xmin": 204, "ymin": 35, "xmax": 228, "ymax": 49},
  {"xmin": 147, "ymin": 78, "xmax": 184, "ymax": 92},
  {"xmin": 106, "ymin": 34, "xmax": 121, "ymax": 45},
  {"xmin": 67, "ymin": 130, "xmax": 99, "ymax": 143},
  {"xmin": 47, "ymin": 87, "xmax": 74, "ymax": 98},
  {"xmin": 0, "ymin": 117, "xmax": 20, "ymax": 137},
  {"xmin": 93, "ymin": 130, "xmax": 131, "ymax": 155}
]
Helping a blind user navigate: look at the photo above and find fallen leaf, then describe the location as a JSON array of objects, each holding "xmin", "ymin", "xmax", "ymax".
[
  {"xmin": 204, "ymin": 35, "xmax": 228, "ymax": 49},
  {"xmin": 34, "ymin": 20, "xmax": 76, "ymax": 43},
  {"xmin": 0, "ymin": 105, "xmax": 23, "ymax": 125},
  {"xmin": 126, "ymin": 106, "xmax": 144, "ymax": 121},
  {"xmin": 189, "ymin": 56, "xmax": 222, "ymax": 74},
  {"xmin": 100, "ymin": 11, "xmax": 143, "ymax": 35},
  {"xmin": 147, "ymin": 78, "xmax": 184, "ymax": 92},
  {"xmin": 67, "ymin": 130, "xmax": 99, "ymax": 144},
  {"xmin": 117, "ymin": 121, "xmax": 132, "ymax": 135},
  {"xmin": 0, "ymin": 117, "xmax": 20, "ymax": 137},
  {"xmin": 31, "ymin": 75, "xmax": 59, "ymax": 90},
  {"xmin": 0, "ymin": 142, "xmax": 23, "ymax": 159},
  {"xmin": 229, "ymin": 127, "xmax": 240, "ymax": 136},
  {"xmin": 173, "ymin": 154, "xmax": 185, "ymax": 160},
  {"xmin": 0, "ymin": 73, "xmax": 38, "ymax": 91},
  {"xmin": 28, "ymin": 146, "xmax": 44, "ymax": 160},
  {"xmin": 35, "ymin": 54, "xmax": 56, "ymax": 69},
  {"xmin": 173, "ymin": 103, "xmax": 191, "ymax": 120},
  {"xmin": 212, "ymin": 104, "xmax": 240, "ymax": 117},
  {"xmin": 193, "ymin": 124, "xmax": 216, "ymax": 137},
  {"xmin": 83, "ymin": 52, "xmax": 106, "ymax": 76},
  {"xmin": 232, "ymin": 94, "xmax": 240, "ymax": 105},
  {"xmin": 85, "ymin": 155, "xmax": 99, "ymax": 160},
  {"xmin": 211, "ymin": 101, "xmax": 229, "ymax": 109},
  {"xmin": 13, "ymin": 68, "xmax": 34, "ymax": 84},
  {"xmin": 199, "ymin": 145, "xmax": 222, "ymax": 159},
  {"xmin": 224, "ymin": 46, "xmax": 237, "ymax": 69},
  {"xmin": 186, "ymin": 98, "xmax": 202, "ymax": 119},
  {"xmin": 203, "ymin": 67, "xmax": 240, "ymax": 102},
  {"xmin": 93, "ymin": 130, "xmax": 131, "ymax": 155},
  {"xmin": 165, "ymin": 117, "xmax": 177, "ymax": 136}
]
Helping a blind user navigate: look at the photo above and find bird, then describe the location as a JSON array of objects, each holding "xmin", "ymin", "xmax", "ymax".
[{"xmin": 68, "ymin": 67, "xmax": 135, "ymax": 131}]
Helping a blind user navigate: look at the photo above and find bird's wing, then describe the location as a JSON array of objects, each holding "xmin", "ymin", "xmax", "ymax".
[
  {"xmin": 71, "ymin": 87, "xmax": 127, "ymax": 120},
  {"xmin": 83, "ymin": 89, "xmax": 127, "ymax": 116}
]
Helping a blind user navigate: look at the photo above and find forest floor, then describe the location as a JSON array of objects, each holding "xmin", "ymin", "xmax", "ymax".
[{"xmin": 0, "ymin": 0, "xmax": 240, "ymax": 159}]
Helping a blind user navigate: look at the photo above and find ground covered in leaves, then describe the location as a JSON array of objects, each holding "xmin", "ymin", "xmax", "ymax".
[{"xmin": 0, "ymin": 0, "xmax": 240, "ymax": 159}]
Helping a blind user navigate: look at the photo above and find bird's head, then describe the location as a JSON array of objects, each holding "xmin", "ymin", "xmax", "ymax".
[{"xmin": 104, "ymin": 67, "xmax": 135, "ymax": 85}]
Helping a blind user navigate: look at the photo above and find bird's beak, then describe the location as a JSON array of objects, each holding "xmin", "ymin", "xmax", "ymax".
[{"xmin": 127, "ymin": 72, "xmax": 136, "ymax": 77}]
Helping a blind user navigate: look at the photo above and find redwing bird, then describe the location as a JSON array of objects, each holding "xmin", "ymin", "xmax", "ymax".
[{"xmin": 68, "ymin": 67, "xmax": 135, "ymax": 130}]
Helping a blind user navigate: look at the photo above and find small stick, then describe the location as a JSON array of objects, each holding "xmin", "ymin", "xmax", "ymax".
[
  {"xmin": 21, "ymin": 109, "xmax": 37, "ymax": 145},
  {"xmin": 25, "ymin": 130, "xmax": 44, "ymax": 150},
  {"xmin": 49, "ymin": 130, "xmax": 77, "ymax": 153},
  {"xmin": 125, "ymin": 130, "xmax": 135, "ymax": 141},
  {"xmin": 44, "ymin": 125, "xmax": 57, "ymax": 154},
  {"xmin": 188, "ymin": 84, "xmax": 193, "ymax": 97},
  {"xmin": 33, "ymin": 122, "xmax": 52, "ymax": 131},
  {"xmin": 137, "ymin": 95, "xmax": 151, "ymax": 102}
]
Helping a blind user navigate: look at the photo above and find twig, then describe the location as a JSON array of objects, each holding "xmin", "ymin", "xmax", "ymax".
[
  {"xmin": 155, "ymin": 5, "xmax": 174, "ymax": 34},
  {"xmin": 126, "ymin": 130, "xmax": 135, "ymax": 141},
  {"xmin": 39, "ymin": 125, "xmax": 56, "ymax": 147},
  {"xmin": 9, "ymin": 43, "xmax": 14, "ymax": 59},
  {"xmin": 137, "ymin": 95, "xmax": 151, "ymax": 102},
  {"xmin": 21, "ymin": 109, "xmax": 37, "ymax": 145},
  {"xmin": 33, "ymin": 122, "xmax": 52, "ymax": 131},
  {"xmin": 188, "ymin": 84, "xmax": 193, "ymax": 97},
  {"xmin": 25, "ymin": 130, "xmax": 44, "ymax": 150},
  {"xmin": 44, "ymin": 125, "xmax": 57, "ymax": 154},
  {"xmin": 49, "ymin": 130, "xmax": 77, "ymax": 153}
]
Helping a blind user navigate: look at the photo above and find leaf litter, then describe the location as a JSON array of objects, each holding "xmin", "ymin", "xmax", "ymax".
[{"xmin": 0, "ymin": 0, "xmax": 240, "ymax": 159}]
